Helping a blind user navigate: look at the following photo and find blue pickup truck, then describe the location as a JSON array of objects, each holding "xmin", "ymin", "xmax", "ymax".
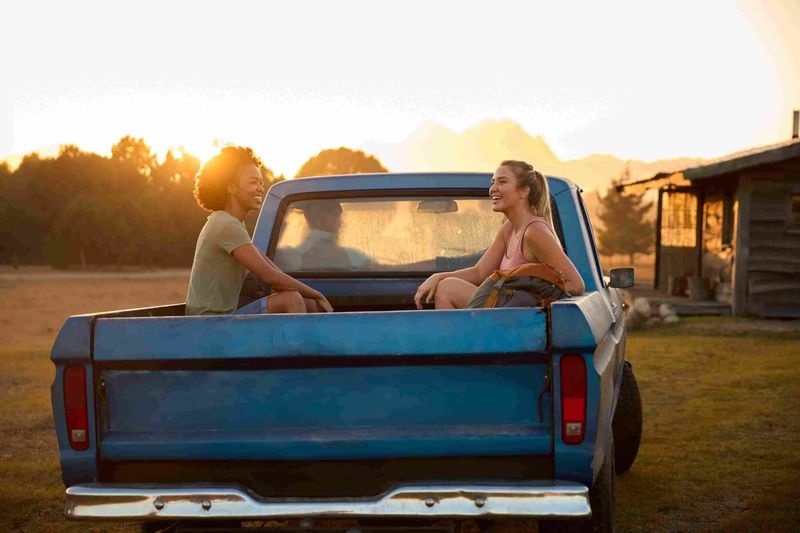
[{"xmin": 51, "ymin": 173, "xmax": 642, "ymax": 532}]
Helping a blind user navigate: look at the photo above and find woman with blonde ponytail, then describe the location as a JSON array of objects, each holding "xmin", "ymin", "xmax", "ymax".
[{"xmin": 414, "ymin": 160, "xmax": 584, "ymax": 309}]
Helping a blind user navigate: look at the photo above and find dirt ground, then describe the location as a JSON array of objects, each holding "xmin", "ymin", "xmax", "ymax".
[
  {"xmin": 1, "ymin": 269, "xmax": 799, "ymax": 532},
  {"xmin": 0, "ymin": 267, "xmax": 190, "ymax": 351}
]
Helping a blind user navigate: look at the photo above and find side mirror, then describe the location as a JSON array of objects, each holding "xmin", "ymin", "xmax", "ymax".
[
  {"xmin": 417, "ymin": 199, "xmax": 458, "ymax": 214},
  {"xmin": 609, "ymin": 268, "xmax": 635, "ymax": 288}
]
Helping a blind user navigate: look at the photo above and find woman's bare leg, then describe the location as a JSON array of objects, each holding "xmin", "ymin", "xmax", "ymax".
[
  {"xmin": 267, "ymin": 291, "xmax": 306, "ymax": 313},
  {"xmin": 435, "ymin": 277, "xmax": 478, "ymax": 309}
]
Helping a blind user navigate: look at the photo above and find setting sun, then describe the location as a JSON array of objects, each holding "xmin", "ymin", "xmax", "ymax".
[{"xmin": 2, "ymin": 0, "xmax": 798, "ymax": 178}]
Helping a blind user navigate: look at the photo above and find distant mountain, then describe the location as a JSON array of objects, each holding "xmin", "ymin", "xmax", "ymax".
[{"xmin": 363, "ymin": 119, "xmax": 703, "ymax": 193}]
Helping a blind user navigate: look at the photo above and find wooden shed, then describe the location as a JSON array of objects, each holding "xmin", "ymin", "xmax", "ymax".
[{"xmin": 619, "ymin": 138, "xmax": 800, "ymax": 318}]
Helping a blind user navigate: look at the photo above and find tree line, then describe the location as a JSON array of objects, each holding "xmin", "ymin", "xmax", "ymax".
[
  {"xmin": 0, "ymin": 137, "xmax": 387, "ymax": 268},
  {"xmin": 0, "ymin": 135, "xmax": 650, "ymax": 269}
]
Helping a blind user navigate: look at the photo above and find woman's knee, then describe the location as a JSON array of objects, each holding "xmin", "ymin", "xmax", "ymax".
[
  {"xmin": 437, "ymin": 277, "xmax": 459, "ymax": 296},
  {"xmin": 268, "ymin": 291, "xmax": 306, "ymax": 313},
  {"xmin": 435, "ymin": 277, "xmax": 476, "ymax": 309},
  {"xmin": 435, "ymin": 277, "xmax": 462, "ymax": 305}
]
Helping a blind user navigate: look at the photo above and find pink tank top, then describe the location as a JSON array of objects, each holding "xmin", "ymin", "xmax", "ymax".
[{"xmin": 499, "ymin": 217, "xmax": 553, "ymax": 270}]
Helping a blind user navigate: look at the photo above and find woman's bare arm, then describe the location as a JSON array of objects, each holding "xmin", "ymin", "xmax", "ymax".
[
  {"xmin": 523, "ymin": 225, "xmax": 585, "ymax": 295},
  {"xmin": 232, "ymin": 244, "xmax": 333, "ymax": 311},
  {"xmin": 446, "ymin": 224, "xmax": 509, "ymax": 284}
]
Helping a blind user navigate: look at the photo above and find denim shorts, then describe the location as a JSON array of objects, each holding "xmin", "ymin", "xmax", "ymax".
[{"xmin": 234, "ymin": 295, "xmax": 269, "ymax": 315}]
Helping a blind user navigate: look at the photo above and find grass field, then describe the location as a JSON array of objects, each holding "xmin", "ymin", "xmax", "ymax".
[{"xmin": 1, "ymin": 270, "xmax": 798, "ymax": 532}]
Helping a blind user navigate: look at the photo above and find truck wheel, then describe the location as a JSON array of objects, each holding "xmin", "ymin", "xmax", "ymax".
[
  {"xmin": 538, "ymin": 440, "xmax": 616, "ymax": 533},
  {"xmin": 588, "ymin": 439, "xmax": 616, "ymax": 532},
  {"xmin": 612, "ymin": 361, "xmax": 642, "ymax": 475}
]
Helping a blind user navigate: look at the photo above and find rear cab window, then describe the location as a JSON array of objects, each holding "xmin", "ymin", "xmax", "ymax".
[
  {"xmin": 270, "ymin": 193, "xmax": 569, "ymax": 277},
  {"xmin": 272, "ymin": 195, "xmax": 505, "ymax": 275}
]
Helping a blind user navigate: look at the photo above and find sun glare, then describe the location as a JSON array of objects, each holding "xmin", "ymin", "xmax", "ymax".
[{"xmin": 2, "ymin": 1, "xmax": 797, "ymax": 176}]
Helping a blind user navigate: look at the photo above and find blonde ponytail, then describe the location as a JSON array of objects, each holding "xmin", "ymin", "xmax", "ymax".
[{"xmin": 499, "ymin": 160, "xmax": 555, "ymax": 232}]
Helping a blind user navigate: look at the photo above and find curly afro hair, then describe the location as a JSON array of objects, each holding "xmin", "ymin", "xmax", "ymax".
[{"xmin": 193, "ymin": 146, "xmax": 265, "ymax": 211}]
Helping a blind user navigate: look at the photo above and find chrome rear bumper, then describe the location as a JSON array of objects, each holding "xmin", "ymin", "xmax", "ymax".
[{"xmin": 65, "ymin": 482, "xmax": 590, "ymax": 521}]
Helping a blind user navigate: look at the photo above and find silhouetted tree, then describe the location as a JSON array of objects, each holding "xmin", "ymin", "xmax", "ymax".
[
  {"xmin": 58, "ymin": 144, "xmax": 83, "ymax": 158},
  {"xmin": 295, "ymin": 147, "xmax": 387, "ymax": 178},
  {"xmin": 596, "ymin": 165, "xmax": 654, "ymax": 265},
  {"xmin": 0, "ymin": 162, "xmax": 18, "ymax": 265},
  {"xmin": 45, "ymin": 196, "xmax": 129, "ymax": 267},
  {"xmin": 0, "ymin": 139, "xmax": 291, "ymax": 268},
  {"xmin": 111, "ymin": 136, "xmax": 157, "ymax": 177},
  {"xmin": 152, "ymin": 148, "xmax": 201, "ymax": 190}
]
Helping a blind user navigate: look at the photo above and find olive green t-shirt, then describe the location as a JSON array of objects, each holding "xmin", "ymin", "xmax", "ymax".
[{"xmin": 185, "ymin": 210, "xmax": 252, "ymax": 315}]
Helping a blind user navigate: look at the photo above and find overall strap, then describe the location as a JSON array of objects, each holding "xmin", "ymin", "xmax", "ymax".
[{"xmin": 483, "ymin": 270, "xmax": 509, "ymax": 308}]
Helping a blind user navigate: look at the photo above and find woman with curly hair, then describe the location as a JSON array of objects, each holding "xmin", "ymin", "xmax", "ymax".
[
  {"xmin": 414, "ymin": 160, "xmax": 584, "ymax": 309},
  {"xmin": 185, "ymin": 146, "xmax": 332, "ymax": 315}
]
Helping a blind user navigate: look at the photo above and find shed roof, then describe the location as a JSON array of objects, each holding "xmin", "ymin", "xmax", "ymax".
[{"xmin": 618, "ymin": 138, "xmax": 800, "ymax": 192}]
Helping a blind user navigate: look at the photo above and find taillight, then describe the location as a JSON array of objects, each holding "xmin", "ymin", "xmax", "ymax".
[
  {"xmin": 64, "ymin": 366, "xmax": 89, "ymax": 451},
  {"xmin": 560, "ymin": 355, "xmax": 586, "ymax": 444}
]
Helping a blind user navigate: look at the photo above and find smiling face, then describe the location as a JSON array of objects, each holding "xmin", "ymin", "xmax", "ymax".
[
  {"xmin": 489, "ymin": 165, "xmax": 529, "ymax": 212},
  {"xmin": 230, "ymin": 163, "xmax": 265, "ymax": 212}
]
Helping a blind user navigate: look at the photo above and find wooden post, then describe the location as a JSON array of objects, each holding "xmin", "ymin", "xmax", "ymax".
[
  {"xmin": 732, "ymin": 175, "xmax": 751, "ymax": 315},
  {"xmin": 654, "ymin": 188, "xmax": 663, "ymax": 290},
  {"xmin": 695, "ymin": 188, "xmax": 705, "ymax": 278}
]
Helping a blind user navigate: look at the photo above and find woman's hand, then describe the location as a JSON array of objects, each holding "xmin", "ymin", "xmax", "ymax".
[
  {"xmin": 414, "ymin": 273, "xmax": 442, "ymax": 309},
  {"xmin": 312, "ymin": 292, "xmax": 334, "ymax": 313}
]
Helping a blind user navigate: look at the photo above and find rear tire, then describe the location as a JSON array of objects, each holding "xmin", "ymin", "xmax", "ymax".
[
  {"xmin": 612, "ymin": 361, "xmax": 642, "ymax": 475},
  {"xmin": 538, "ymin": 440, "xmax": 616, "ymax": 533},
  {"xmin": 587, "ymin": 439, "xmax": 616, "ymax": 532}
]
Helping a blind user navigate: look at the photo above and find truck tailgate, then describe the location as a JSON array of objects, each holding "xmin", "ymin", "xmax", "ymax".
[{"xmin": 93, "ymin": 309, "xmax": 552, "ymax": 462}]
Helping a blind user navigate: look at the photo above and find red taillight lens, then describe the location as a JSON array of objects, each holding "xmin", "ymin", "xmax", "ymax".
[
  {"xmin": 560, "ymin": 355, "xmax": 586, "ymax": 445},
  {"xmin": 64, "ymin": 366, "xmax": 89, "ymax": 451}
]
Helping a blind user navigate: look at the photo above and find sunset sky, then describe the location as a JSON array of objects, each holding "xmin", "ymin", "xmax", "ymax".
[{"xmin": 2, "ymin": 0, "xmax": 799, "ymax": 176}]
